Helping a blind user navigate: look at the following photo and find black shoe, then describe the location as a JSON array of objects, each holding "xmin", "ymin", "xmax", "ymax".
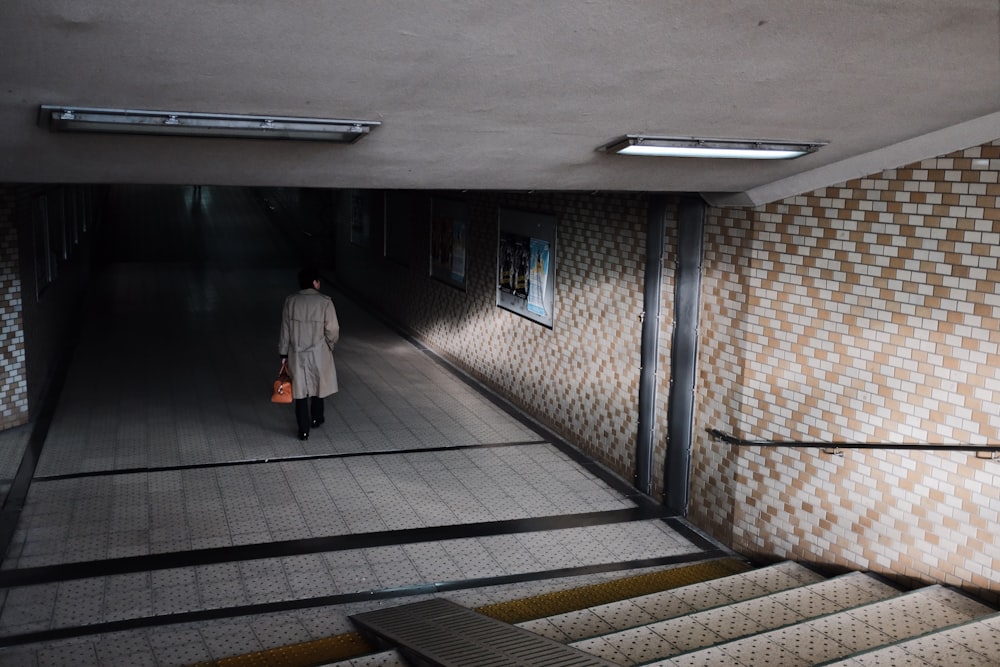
[
  {"xmin": 298, "ymin": 432, "xmax": 309, "ymax": 441},
  {"xmin": 311, "ymin": 418, "xmax": 325, "ymax": 428}
]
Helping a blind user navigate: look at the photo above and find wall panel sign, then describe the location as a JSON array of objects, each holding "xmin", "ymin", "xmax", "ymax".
[
  {"xmin": 430, "ymin": 198, "xmax": 468, "ymax": 290},
  {"xmin": 497, "ymin": 208, "xmax": 556, "ymax": 328}
]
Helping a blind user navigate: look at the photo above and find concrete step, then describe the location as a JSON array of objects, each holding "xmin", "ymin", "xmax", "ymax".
[
  {"xmin": 517, "ymin": 560, "xmax": 824, "ymax": 643},
  {"xmin": 323, "ymin": 651, "xmax": 408, "ymax": 666},
  {"xmin": 821, "ymin": 609, "xmax": 1000, "ymax": 666},
  {"xmin": 568, "ymin": 571, "xmax": 900, "ymax": 665},
  {"xmin": 326, "ymin": 564, "xmax": 997, "ymax": 667},
  {"xmin": 638, "ymin": 584, "xmax": 995, "ymax": 666},
  {"xmin": 326, "ymin": 559, "xmax": 767, "ymax": 666}
]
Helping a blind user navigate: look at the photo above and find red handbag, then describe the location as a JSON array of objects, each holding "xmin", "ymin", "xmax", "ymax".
[{"xmin": 271, "ymin": 361, "xmax": 293, "ymax": 403}]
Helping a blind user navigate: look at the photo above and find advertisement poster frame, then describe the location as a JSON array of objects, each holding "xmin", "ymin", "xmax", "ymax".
[
  {"xmin": 429, "ymin": 198, "xmax": 469, "ymax": 290},
  {"xmin": 496, "ymin": 208, "xmax": 556, "ymax": 328}
]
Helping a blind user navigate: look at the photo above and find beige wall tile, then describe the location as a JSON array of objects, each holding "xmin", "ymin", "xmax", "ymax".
[{"xmin": 699, "ymin": 142, "xmax": 1000, "ymax": 603}]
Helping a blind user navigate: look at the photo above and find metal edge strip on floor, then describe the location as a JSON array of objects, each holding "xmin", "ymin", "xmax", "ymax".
[
  {"xmin": 0, "ymin": 507, "xmax": 675, "ymax": 588},
  {"xmin": 0, "ymin": 550, "xmax": 736, "ymax": 648},
  {"xmin": 31, "ymin": 440, "xmax": 552, "ymax": 482},
  {"xmin": 186, "ymin": 556, "xmax": 750, "ymax": 667}
]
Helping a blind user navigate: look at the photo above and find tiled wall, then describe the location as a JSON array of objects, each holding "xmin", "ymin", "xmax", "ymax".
[
  {"xmin": 335, "ymin": 191, "xmax": 667, "ymax": 485},
  {"xmin": 0, "ymin": 185, "xmax": 100, "ymax": 434},
  {"xmin": 335, "ymin": 147, "xmax": 1000, "ymax": 601},
  {"xmin": 0, "ymin": 186, "xmax": 27, "ymax": 430},
  {"xmin": 697, "ymin": 143, "xmax": 1000, "ymax": 601}
]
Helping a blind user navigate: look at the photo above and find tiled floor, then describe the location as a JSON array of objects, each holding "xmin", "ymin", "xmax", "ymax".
[{"xmin": 0, "ymin": 186, "xmax": 714, "ymax": 666}]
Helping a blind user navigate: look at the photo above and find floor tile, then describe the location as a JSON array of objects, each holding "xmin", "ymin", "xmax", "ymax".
[{"xmin": 0, "ymin": 187, "xmax": 716, "ymax": 666}]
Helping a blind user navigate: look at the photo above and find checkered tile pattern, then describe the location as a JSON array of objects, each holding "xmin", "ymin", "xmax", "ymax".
[
  {"xmin": 0, "ymin": 186, "xmax": 27, "ymax": 430},
  {"xmin": 337, "ymin": 191, "xmax": 660, "ymax": 482},
  {"xmin": 696, "ymin": 142, "xmax": 1000, "ymax": 603}
]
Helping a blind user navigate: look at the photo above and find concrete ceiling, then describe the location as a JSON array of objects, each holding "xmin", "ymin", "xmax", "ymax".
[{"xmin": 2, "ymin": 1, "xmax": 999, "ymax": 205}]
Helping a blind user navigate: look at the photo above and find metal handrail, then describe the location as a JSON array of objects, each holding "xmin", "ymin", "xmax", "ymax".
[{"xmin": 708, "ymin": 429, "xmax": 1000, "ymax": 453}]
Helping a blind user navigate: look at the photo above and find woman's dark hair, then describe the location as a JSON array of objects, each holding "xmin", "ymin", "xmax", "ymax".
[{"xmin": 298, "ymin": 268, "xmax": 320, "ymax": 289}]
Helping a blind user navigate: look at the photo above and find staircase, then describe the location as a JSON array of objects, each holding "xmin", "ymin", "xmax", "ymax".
[{"xmin": 338, "ymin": 560, "xmax": 1000, "ymax": 666}]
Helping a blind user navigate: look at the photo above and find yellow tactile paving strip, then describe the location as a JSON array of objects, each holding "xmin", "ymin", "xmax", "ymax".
[
  {"xmin": 191, "ymin": 557, "xmax": 749, "ymax": 667},
  {"xmin": 475, "ymin": 558, "xmax": 749, "ymax": 624}
]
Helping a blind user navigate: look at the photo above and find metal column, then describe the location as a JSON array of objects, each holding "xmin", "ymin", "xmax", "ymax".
[
  {"xmin": 665, "ymin": 197, "xmax": 706, "ymax": 515},
  {"xmin": 635, "ymin": 196, "xmax": 667, "ymax": 495}
]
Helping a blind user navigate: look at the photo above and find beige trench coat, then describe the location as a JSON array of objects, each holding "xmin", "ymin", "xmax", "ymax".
[{"xmin": 278, "ymin": 288, "xmax": 340, "ymax": 399}]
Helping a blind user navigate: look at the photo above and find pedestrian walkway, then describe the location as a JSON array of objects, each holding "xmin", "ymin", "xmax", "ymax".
[{"xmin": 0, "ymin": 186, "xmax": 724, "ymax": 666}]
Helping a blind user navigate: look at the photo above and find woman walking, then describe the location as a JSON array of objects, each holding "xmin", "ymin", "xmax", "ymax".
[{"xmin": 279, "ymin": 268, "xmax": 340, "ymax": 440}]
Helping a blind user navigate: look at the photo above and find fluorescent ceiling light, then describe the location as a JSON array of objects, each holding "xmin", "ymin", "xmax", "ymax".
[
  {"xmin": 600, "ymin": 135, "xmax": 826, "ymax": 159},
  {"xmin": 39, "ymin": 105, "xmax": 380, "ymax": 142}
]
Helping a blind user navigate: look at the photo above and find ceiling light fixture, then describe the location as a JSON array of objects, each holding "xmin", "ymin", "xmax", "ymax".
[
  {"xmin": 600, "ymin": 135, "xmax": 826, "ymax": 159},
  {"xmin": 38, "ymin": 105, "xmax": 381, "ymax": 143}
]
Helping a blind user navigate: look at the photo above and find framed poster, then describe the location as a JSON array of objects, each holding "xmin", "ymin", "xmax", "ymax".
[
  {"xmin": 497, "ymin": 208, "xmax": 556, "ymax": 328},
  {"xmin": 430, "ymin": 198, "xmax": 468, "ymax": 290}
]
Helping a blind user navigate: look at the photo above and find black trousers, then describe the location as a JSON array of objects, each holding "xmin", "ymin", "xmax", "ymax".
[{"xmin": 294, "ymin": 396, "xmax": 324, "ymax": 433}]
